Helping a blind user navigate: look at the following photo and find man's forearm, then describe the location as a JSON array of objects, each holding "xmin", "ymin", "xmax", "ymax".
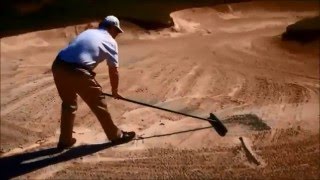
[{"xmin": 109, "ymin": 67, "xmax": 119, "ymax": 93}]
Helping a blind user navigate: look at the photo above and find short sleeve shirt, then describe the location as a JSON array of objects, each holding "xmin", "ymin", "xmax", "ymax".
[{"xmin": 58, "ymin": 28, "xmax": 119, "ymax": 69}]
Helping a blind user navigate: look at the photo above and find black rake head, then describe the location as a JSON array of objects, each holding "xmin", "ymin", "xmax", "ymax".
[{"xmin": 208, "ymin": 113, "xmax": 228, "ymax": 136}]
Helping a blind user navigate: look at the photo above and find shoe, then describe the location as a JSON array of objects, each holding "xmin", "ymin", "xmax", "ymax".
[
  {"xmin": 57, "ymin": 138, "xmax": 76, "ymax": 150},
  {"xmin": 111, "ymin": 131, "xmax": 136, "ymax": 145}
]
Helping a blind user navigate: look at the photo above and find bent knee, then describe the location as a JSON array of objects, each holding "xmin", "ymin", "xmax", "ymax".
[
  {"xmin": 85, "ymin": 96, "xmax": 109, "ymax": 110},
  {"xmin": 62, "ymin": 102, "xmax": 78, "ymax": 112}
]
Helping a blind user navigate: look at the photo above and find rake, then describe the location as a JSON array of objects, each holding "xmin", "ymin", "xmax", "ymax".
[{"xmin": 103, "ymin": 93, "xmax": 228, "ymax": 136}]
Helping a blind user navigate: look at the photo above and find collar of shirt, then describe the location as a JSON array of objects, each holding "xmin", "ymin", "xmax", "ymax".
[{"xmin": 97, "ymin": 28, "xmax": 114, "ymax": 40}]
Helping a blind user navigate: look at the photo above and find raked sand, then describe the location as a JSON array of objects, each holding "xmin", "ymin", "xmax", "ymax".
[{"xmin": 1, "ymin": 1, "xmax": 319, "ymax": 179}]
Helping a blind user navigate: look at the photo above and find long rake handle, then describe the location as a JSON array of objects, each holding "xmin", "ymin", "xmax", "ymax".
[
  {"xmin": 102, "ymin": 93, "xmax": 212, "ymax": 122},
  {"xmin": 103, "ymin": 92, "xmax": 228, "ymax": 136}
]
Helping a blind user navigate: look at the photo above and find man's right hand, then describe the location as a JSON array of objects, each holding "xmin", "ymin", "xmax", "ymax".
[{"xmin": 109, "ymin": 66, "xmax": 122, "ymax": 99}]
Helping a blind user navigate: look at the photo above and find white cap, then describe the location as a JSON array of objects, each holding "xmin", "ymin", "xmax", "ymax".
[{"xmin": 102, "ymin": 15, "xmax": 124, "ymax": 33}]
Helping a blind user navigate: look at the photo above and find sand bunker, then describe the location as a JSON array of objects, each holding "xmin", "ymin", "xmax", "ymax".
[{"xmin": 1, "ymin": 1, "xmax": 319, "ymax": 179}]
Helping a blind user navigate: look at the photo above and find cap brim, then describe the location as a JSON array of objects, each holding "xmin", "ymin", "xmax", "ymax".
[{"xmin": 116, "ymin": 26, "xmax": 124, "ymax": 33}]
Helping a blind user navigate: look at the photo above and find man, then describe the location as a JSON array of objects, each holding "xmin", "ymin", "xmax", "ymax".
[{"xmin": 52, "ymin": 15, "xmax": 135, "ymax": 149}]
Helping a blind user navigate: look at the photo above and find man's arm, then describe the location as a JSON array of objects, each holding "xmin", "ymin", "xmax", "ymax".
[{"xmin": 108, "ymin": 66, "xmax": 122, "ymax": 99}]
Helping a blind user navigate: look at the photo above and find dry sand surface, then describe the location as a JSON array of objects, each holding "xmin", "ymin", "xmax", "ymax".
[{"xmin": 1, "ymin": 1, "xmax": 319, "ymax": 179}]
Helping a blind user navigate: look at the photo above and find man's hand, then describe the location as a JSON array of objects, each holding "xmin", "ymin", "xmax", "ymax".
[
  {"xmin": 109, "ymin": 66, "xmax": 122, "ymax": 99},
  {"xmin": 112, "ymin": 90, "xmax": 123, "ymax": 99}
]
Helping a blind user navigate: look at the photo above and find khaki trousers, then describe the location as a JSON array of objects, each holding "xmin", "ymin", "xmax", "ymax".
[{"xmin": 51, "ymin": 59, "xmax": 121, "ymax": 143}]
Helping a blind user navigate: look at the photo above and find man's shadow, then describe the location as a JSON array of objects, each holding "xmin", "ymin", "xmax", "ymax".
[
  {"xmin": 0, "ymin": 142, "xmax": 115, "ymax": 179},
  {"xmin": 0, "ymin": 126, "xmax": 212, "ymax": 179}
]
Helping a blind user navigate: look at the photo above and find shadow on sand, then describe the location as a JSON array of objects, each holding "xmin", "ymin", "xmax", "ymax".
[
  {"xmin": 0, "ymin": 126, "xmax": 213, "ymax": 179},
  {"xmin": 137, "ymin": 126, "xmax": 213, "ymax": 140},
  {"xmin": 0, "ymin": 142, "xmax": 115, "ymax": 179}
]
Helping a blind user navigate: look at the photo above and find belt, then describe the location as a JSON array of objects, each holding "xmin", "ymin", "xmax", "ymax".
[{"xmin": 55, "ymin": 56, "xmax": 95, "ymax": 76}]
